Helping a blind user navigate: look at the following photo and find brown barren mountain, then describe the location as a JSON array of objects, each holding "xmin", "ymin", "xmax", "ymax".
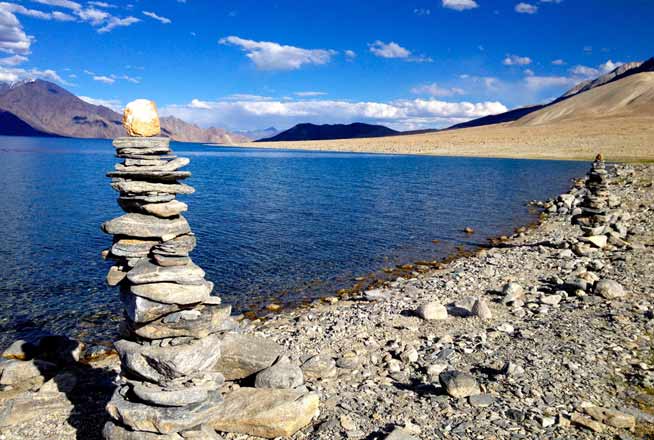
[
  {"xmin": 0, "ymin": 79, "xmax": 249, "ymax": 144},
  {"xmin": 249, "ymin": 71, "xmax": 654, "ymax": 162}
]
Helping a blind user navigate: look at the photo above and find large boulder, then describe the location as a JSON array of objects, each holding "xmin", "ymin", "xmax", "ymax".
[
  {"xmin": 213, "ymin": 334, "xmax": 283, "ymax": 381},
  {"xmin": 210, "ymin": 388, "xmax": 319, "ymax": 438}
]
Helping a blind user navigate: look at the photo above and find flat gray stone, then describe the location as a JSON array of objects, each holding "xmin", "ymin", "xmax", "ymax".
[
  {"xmin": 255, "ymin": 356, "xmax": 304, "ymax": 390},
  {"xmin": 209, "ymin": 388, "xmax": 319, "ymax": 439},
  {"xmin": 107, "ymin": 266, "xmax": 128, "ymax": 286},
  {"xmin": 0, "ymin": 359, "xmax": 57, "ymax": 386},
  {"xmin": 131, "ymin": 382, "xmax": 212, "ymax": 407},
  {"xmin": 213, "ymin": 333, "xmax": 283, "ymax": 381},
  {"xmin": 116, "ymin": 158, "xmax": 190, "ymax": 172},
  {"xmin": 112, "ymin": 238, "xmax": 161, "ymax": 258},
  {"xmin": 130, "ymin": 281, "xmax": 212, "ymax": 305},
  {"xmin": 113, "ymin": 137, "xmax": 171, "ymax": 149},
  {"xmin": 469, "ymin": 393, "xmax": 495, "ymax": 407},
  {"xmin": 107, "ymin": 170, "xmax": 191, "ymax": 182},
  {"xmin": 103, "ymin": 421, "xmax": 184, "ymax": 439},
  {"xmin": 153, "ymin": 234, "xmax": 197, "ymax": 256},
  {"xmin": 130, "ymin": 304, "xmax": 232, "ymax": 339},
  {"xmin": 121, "ymin": 290, "xmax": 188, "ymax": 323},
  {"xmin": 127, "ymin": 259, "xmax": 205, "ymax": 285},
  {"xmin": 153, "ymin": 254, "xmax": 192, "ymax": 267},
  {"xmin": 117, "ymin": 147, "xmax": 171, "ymax": 156},
  {"xmin": 107, "ymin": 388, "xmax": 223, "ymax": 434},
  {"xmin": 301, "ymin": 354, "xmax": 337, "ymax": 380},
  {"xmin": 385, "ymin": 428, "xmax": 419, "ymax": 440},
  {"xmin": 115, "ymin": 335, "xmax": 221, "ymax": 384},
  {"xmin": 119, "ymin": 193, "xmax": 177, "ymax": 204},
  {"xmin": 439, "ymin": 370, "xmax": 480, "ymax": 398},
  {"xmin": 111, "ymin": 180, "xmax": 195, "ymax": 196},
  {"xmin": 594, "ymin": 279, "xmax": 626, "ymax": 299},
  {"xmin": 103, "ymin": 214, "xmax": 190, "ymax": 240},
  {"xmin": 137, "ymin": 200, "xmax": 188, "ymax": 218}
]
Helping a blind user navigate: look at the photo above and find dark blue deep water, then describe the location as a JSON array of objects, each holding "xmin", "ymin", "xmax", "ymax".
[{"xmin": 0, "ymin": 136, "xmax": 588, "ymax": 347}]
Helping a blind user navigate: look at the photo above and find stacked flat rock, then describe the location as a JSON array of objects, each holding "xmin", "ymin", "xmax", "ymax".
[
  {"xmin": 102, "ymin": 127, "xmax": 229, "ymax": 437},
  {"xmin": 572, "ymin": 154, "xmax": 628, "ymax": 248}
]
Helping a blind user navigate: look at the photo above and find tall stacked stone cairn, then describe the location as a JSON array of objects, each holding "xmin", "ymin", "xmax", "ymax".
[
  {"xmin": 101, "ymin": 99, "xmax": 229, "ymax": 438},
  {"xmin": 101, "ymin": 99, "xmax": 319, "ymax": 440},
  {"xmin": 571, "ymin": 153, "xmax": 629, "ymax": 253}
]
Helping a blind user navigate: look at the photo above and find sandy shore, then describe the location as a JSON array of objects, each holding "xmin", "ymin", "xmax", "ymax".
[{"xmin": 237, "ymin": 116, "xmax": 654, "ymax": 162}]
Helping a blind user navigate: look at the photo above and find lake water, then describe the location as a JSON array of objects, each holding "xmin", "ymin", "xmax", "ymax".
[{"xmin": 0, "ymin": 136, "xmax": 588, "ymax": 348}]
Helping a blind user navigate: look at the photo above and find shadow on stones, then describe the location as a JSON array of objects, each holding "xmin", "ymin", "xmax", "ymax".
[
  {"xmin": 32, "ymin": 336, "xmax": 116, "ymax": 440},
  {"xmin": 391, "ymin": 378, "xmax": 443, "ymax": 398}
]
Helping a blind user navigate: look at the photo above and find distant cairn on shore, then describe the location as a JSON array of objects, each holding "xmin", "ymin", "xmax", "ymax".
[
  {"xmin": 571, "ymin": 153, "xmax": 628, "ymax": 253},
  {"xmin": 101, "ymin": 99, "xmax": 230, "ymax": 438}
]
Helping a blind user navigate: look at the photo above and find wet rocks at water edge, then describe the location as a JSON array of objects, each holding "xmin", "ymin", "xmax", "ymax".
[{"xmin": 101, "ymin": 100, "xmax": 316, "ymax": 439}]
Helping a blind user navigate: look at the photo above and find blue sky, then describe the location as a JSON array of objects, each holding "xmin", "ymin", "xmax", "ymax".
[{"xmin": 0, "ymin": 0, "xmax": 652, "ymax": 131}]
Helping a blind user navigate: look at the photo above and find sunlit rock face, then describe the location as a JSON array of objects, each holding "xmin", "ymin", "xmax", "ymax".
[{"xmin": 122, "ymin": 99, "xmax": 161, "ymax": 137}]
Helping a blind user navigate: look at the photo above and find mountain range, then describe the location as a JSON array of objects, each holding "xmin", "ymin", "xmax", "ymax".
[
  {"xmin": 0, "ymin": 80, "xmax": 251, "ymax": 144},
  {"xmin": 258, "ymin": 122, "xmax": 399, "ymax": 142}
]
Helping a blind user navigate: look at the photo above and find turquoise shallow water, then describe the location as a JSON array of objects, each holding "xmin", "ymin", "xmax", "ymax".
[{"xmin": 0, "ymin": 136, "xmax": 588, "ymax": 347}]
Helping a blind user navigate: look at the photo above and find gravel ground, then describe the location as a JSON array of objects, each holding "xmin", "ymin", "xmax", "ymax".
[{"xmin": 1, "ymin": 162, "xmax": 653, "ymax": 440}]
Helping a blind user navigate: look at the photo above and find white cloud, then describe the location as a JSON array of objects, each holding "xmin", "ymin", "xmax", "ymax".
[
  {"xmin": 569, "ymin": 65, "xmax": 598, "ymax": 78},
  {"xmin": 143, "ymin": 10, "xmax": 171, "ymax": 24},
  {"xmin": 32, "ymin": 0, "xmax": 81, "ymax": 10},
  {"xmin": 344, "ymin": 49, "xmax": 356, "ymax": 60},
  {"xmin": 369, "ymin": 40, "xmax": 410, "ymax": 59},
  {"xmin": 503, "ymin": 54, "xmax": 532, "ymax": 66},
  {"xmin": 0, "ymin": 53, "xmax": 25, "ymax": 64},
  {"xmin": 413, "ymin": 8, "xmax": 430, "ymax": 15},
  {"xmin": 523, "ymin": 68, "xmax": 534, "ymax": 76},
  {"xmin": 92, "ymin": 75, "xmax": 114, "ymax": 84},
  {"xmin": 0, "ymin": 8, "xmax": 32, "ymax": 55},
  {"xmin": 411, "ymin": 83, "xmax": 465, "ymax": 97},
  {"xmin": 524, "ymin": 75, "xmax": 576, "ymax": 90},
  {"xmin": 97, "ymin": 15, "xmax": 139, "ymax": 33},
  {"xmin": 0, "ymin": 65, "xmax": 68, "ymax": 83},
  {"xmin": 79, "ymin": 95, "xmax": 122, "ymax": 111},
  {"xmin": 515, "ymin": 2, "xmax": 538, "ymax": 13},
  {"xmin": 0, "ymin": 2, "xmax": 76, "ymax": 21},
  {"xmin": 219, "ymin": 36, "xmax": 336, "ymax": 71},
  {"xmin": 442, "ymin": 0, "xmax": 479, "ymax": 11},
  {"xmin": 294, "ymin": 91, "xmax": 327, "ymax": 97},
  {"xmin": 161, "ymin": 96, "xmax": 507, "ymax": 131},
  {"xmin": 551, "ymin": 59, "xmax": 565, "ymax": 65},
  {"xmin": 88, "ymin": 1, "xmax": 115, "ymax": 8}
]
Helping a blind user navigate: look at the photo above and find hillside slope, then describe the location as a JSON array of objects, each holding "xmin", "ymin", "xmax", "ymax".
[{"xmin": 516, "ymin": 72, "xmax": 654, "ymax": 126}]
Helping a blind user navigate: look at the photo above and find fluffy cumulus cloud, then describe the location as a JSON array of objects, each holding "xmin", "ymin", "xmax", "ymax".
[
  {"xmin": 411, "ymin": 83, "xmax": 465, "ymax": 97},
  {"xmin": 219, "ymin": 36, "xmax": 337, "ymax": 71},
  {"xmin": 161, "ymin": 95, "xmax": 507, "ymax": 131},
  {"xmin": 369, "ymin": 40, "xmax": 410, "ymax": 59},
  {"xmin": 143, "ymin": 11, "xmax": 171, "ymax": 24},
  {"xmin": 503, "ymin": 54, "xmax": 532, "ymax": 66},
  {"xmin": 515, "ymin": 2, "xmax": 538, "ymax": 13},
  {"xmin": 369, "ymin": 41, "xmax": 431, "ymax": 62},
  {"xmin": 442, "ymin": 0, "xmax": 479, "ymax": 11},
  {"xmin": 0, "ymin": 7, "xmax": 32, "ymax": 54},
  {"xmin": 569, "ymin": 60, "xmax": 624, "ymax": 79},
  {"xmin": 22, "ymin": 0, "xmax": 140, "ymax": 33},
  {"xmin": 551, "ymin": 59, "xmax": 566, "ymax": 65}
]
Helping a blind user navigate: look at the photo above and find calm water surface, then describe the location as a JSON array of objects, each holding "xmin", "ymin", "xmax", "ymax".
[{"xmin": 0, "ymin": 136, "xmax": 588, "ymax": 347}]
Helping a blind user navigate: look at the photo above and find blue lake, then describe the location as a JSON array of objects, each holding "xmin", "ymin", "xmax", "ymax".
[{"xmin": 0, "ymin": 136, "xmax": 588, "ymax": 347}]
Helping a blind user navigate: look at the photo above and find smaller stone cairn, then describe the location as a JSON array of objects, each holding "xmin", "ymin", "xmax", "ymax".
[
  {"xmin": 572, "ymin": 153, "xmax": 628, "ymax": 251},
  {"xmin": 102, "ymin": 99, "xmax": 229, "ymax": 438}
]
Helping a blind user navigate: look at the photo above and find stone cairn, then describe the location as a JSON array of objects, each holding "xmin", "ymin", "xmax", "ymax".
[
  {"xmin": 572, "ymin": 153, "xmax": 628, "ymax": 252},
  {"xmin": 101, "ymin": 99, "xmax": 230, "ymax": 438}
]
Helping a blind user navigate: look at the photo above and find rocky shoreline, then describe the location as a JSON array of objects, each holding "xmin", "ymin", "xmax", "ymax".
[{"xmin": 1, "ymin": 161, "xmax": 653, "ymax": 439}]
